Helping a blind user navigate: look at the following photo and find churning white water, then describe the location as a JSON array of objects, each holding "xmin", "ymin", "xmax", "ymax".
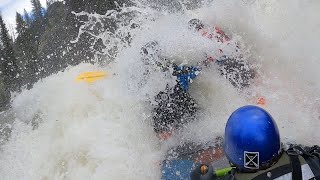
[{"xmin": 0, "ymin": 0, "xmax": 319, "ymax": 179}]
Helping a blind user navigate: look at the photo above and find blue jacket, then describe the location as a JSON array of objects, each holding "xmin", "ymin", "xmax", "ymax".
[{"xmin": 173, "ymin": 65, "xmax": 201, "ymax": 91}]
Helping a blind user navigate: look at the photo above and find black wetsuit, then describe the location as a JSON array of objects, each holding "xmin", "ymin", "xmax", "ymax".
[
  {"xmin": 216, "ymin": 57, "xmax": 255, "ymax": 89},
  {"xmin": 153, "ymin": 84, "xmax": 198, "ymax": 133}
]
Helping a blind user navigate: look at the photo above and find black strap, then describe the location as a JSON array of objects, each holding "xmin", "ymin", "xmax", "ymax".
[
  {"xmin": 253, "ymin": 146, "xmax": 320, "ymax": 180},
  {"xmin": 287, "ymin": 149, "xmax": 303, "ymax": 180},
  {"xmin": 289, "ymin": 145, "xmax": 320, "ymax": 179}
]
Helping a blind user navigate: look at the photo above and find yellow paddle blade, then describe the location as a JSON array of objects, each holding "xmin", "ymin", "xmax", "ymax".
[{"xmin": 76, "ymin": 71, "xmax": 107, "ymax": 83}]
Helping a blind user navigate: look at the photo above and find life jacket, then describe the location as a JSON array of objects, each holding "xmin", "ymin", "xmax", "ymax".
[
  {"xmin": 230, "ymin": 146, "xmax": 320, "ymax": 180},
  {"xmin": 191, "ymin": 145, "xmax": 320, "ymax": 180}
]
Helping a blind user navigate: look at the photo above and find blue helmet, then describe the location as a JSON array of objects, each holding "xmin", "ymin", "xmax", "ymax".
[{"xmin": 224, "ymin": 105, "xmax": 281, "ymax": 171}]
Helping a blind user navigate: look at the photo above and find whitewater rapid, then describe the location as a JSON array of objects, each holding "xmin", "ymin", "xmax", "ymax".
[{"xmin": 0, "ymin": 0, "xmax": 319, "ymax": 179}]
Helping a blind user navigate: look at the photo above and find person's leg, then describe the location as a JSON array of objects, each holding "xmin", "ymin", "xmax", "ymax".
[
  {"xmin": 152, "ymin": 84, "xmax": 198, "ymax": 135},
  {"xmin": 216, "ymin": 57, "xmax": 255, "ymax": 89},
  {"xmin": 188, "ymin": 19, "xmax": 256, "ymax": 89}
]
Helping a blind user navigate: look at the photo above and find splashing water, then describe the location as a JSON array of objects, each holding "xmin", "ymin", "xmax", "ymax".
[{"xmin": 0, "ymin": 0, "xmax": 320, "ymax": 179}]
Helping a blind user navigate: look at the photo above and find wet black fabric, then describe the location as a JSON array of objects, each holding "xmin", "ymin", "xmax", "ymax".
[
  {"xmin": 287, "ymin": 149, "xmax": 302, "ymax": 180},
  {"xmin": 295, "ymin": 145, "xmax": 320, "ymax": 179},
  {"xmin": 152, "ymin": 84, "xmax": 198, "ymax": 133},
  {"xmin": 216, "ymin": 57, "xmax": 255, "ymax": 89}
]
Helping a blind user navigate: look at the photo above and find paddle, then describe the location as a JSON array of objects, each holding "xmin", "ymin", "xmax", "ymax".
[
  {"xmin": 75, "ymin": 71, "xmax": 108, "ymax": 100},
  {"xmin": 76, "ymin": 71, "xmax": 108, "ymax": 83}
]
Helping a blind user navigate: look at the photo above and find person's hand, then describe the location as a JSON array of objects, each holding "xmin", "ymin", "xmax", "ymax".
[{"xmin": 190, "ymin": 164, "xmax": 217, "ymax": 180}]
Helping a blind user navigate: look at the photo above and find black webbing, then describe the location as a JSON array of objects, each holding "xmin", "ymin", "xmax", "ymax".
[{"xmin": 287, "ymin": 149, "xmax": 303, "ymax": 180}]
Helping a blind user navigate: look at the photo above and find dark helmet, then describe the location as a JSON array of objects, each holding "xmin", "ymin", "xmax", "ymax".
[
  {"xmin": 188, "ymin": 19, "xmax": 204, "ymax": 31},
  {"xmin": 224, "ymin": 105, "xmax": 281, "ymax": 171}
]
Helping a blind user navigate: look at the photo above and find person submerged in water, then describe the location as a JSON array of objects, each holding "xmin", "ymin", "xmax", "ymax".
[
  {"xmin": 140, "ymin": 19, "xmax": 255, "ymax": 139},
  {"xmin": 190, "ymin": 105, "xmax": 320, "ymax": 180}
]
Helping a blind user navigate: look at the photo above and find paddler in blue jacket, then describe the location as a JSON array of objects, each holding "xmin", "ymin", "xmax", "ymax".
[{"xmin": 141, "ymin": 19, "xmax": 255, "ymax": 140}]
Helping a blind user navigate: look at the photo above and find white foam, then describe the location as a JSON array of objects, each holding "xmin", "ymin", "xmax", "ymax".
[{"xmin": 0, "ymin": 0, "xmax": 319, "ymax": 179}]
